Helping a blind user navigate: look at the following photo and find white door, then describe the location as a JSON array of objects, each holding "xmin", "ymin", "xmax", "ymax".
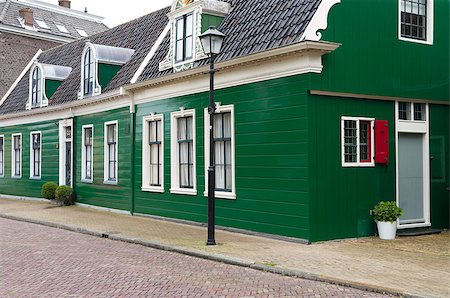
[{"xmin": 59, "ymin": 119, "xmax": 73, "ymax": 187}]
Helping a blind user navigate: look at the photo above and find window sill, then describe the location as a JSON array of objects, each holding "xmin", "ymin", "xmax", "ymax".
[
  {"xmin": 81, "ymin": 179, "xmax": 93, "ymax": 184},
  {"xmin": 11, "ymin": 176, "xmax": 22, "ymax": 179},
  {"xmin": 203, "ymin": 191, "xmax": 236, "ymax": 200},
  {"xmin": 398, "ymin": 36, "xmax": 433, "ymax": 46},
  {"xmin": 141, "ymin": 186, "xmax": 164, "ymax": 193},
  {"xmin": 170, "ymin": 188, "xmax": 197, "ymax": 196},
  {"xmin": 342, "ymin": 162, "xmax": 375, "ymax": 168},
  {"xmin": 29, "ymin": 176, "xmax": 41, "ymax": 180},
  {"xmin": 103, "ymin": 180, "xmax": 118, "ymax": 185}
]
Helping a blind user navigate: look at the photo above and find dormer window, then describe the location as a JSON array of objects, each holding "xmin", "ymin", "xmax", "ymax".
[
  {"xmin": 175, "ymin": 13, "xmax": 194, "ymax": 63},
  {"xmin": 79, "ymin": 42, "xmax": 135, "ymax": 99},
  {"xmin": 27, "ymin": 63, "xmax": 72, "ymax": 110},
  {"xmin": 31, "ymin": 65, "xmax": 43, "ymax": 108}
]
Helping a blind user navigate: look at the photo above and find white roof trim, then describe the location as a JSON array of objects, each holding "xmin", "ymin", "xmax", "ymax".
[
  {"xmin": 40, "ymin": 63, "xmax": 72, "ymax": 80},
  {"xmin": 131, "ymin": 23, "xmax": 170, "ymax": 84},
  {"xmin": 0, "ymin": 24, "xmax": 74, "ymax": 42},
  {"xmin": 91, "ymin": 44, "xmax": 135, "ymax": 65},
  {"xmin": 0, "ymin": 49, "xmax": 42, "ymax": 107},
  {"xmin": 301, "ymin": 0, "xmax": 341, "ymax": 41}
]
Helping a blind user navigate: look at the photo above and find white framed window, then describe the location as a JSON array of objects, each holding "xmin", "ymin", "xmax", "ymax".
[
  {"xmin": 174, "ymin": 12, "xmax": 194, "ymax": 64},
  {"xmin": 341, "ymin": 117, "xmax": 375, "ymax": 167},
  {"xmin": 142, "ymin": 114, "xmax": 164, "ymax": 192},
  {"xmin": 171, "ymin": 109, "xmax": 196, "ymax": 195},
  {"xmin": 29, "ymin": 64, "xmax": 43, "ymax": 109},
  {"xmin": 35, "ymin": 19, "xmax": 49, "ymax": 29},
  {"xmin": 398, "ymin": 0, "xmax": 434, "ymax": 45},
  {"xmin": 81, "ymin": 125, "xmax": 94, "ymax": 183},
  {"xmin": 0, "ymin": 135, "xmax": 4, "ymax": 177},
  {"xmin": 55, "ymin": 23, "xmax": 70, "ymax": 34},
  {"xmin": 30, "ymin": 131, "xmax": 42, "ymax": 179},
  {"xmin": 398, "ymin": 102, "xmax": 427, "ymax": 121},
  {"xmin": 204, "ymin": 104, "xmax": 236, "ymax": 200},
  {"xmin": 11, "ymin": 133, "xmax": 22, "ymax": 178},
  {"xmin": 82, "ymin": 46, "xmax": 96, "ymax": 97},
  {"xmin": 104, "ymin": 121, "xmax": 118, "ymax": 184},
  {"xmin": 76, "ymin": 28, "xmax": 88, "ymax": 37}
]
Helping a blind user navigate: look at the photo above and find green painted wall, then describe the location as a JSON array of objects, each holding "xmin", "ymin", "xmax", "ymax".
[
  {"xmin": 201, "ymin": 14, "xmax": 224, "ymax": 32},
  {"xmin": 134, "ymin": 75, "xmax": 311, "ymax": 239},
  {"xmin": 45, "ymin": 80, "xmax": 62, "ymax": 100},
  {"xmin": 0, "ymin": 120, "xmax": 59, "ymax": 198},
  {"xmin": 74, "ymin": 107, "xmax": 132, "ymax": 211},
  {"xmin": 429, "ymin": 104, "xmax": 450, "ymax": 229},
  {"xmin": 98, "ymin": 63, "xmax": 122, "ymax": 92},
  {"xmin": 314, "ymin": 0, "xmax": 449, "ymax": 102}
]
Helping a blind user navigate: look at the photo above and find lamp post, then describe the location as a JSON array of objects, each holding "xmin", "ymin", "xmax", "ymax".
[{"xmin": 199, "ymin": 26, "xmax": 225, "ymax": 246}]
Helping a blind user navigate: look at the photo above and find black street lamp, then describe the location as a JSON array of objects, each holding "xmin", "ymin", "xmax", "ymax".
[{"xmin": 199, "ymin": 26, "xmax": 225, "ymax": 246}]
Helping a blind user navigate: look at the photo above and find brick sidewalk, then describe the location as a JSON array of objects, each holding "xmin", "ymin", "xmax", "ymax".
[{"xmin": 0, "ymin": 197, "xmax": 449, "ymax": 298}]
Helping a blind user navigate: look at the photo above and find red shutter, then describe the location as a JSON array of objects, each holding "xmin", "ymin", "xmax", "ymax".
[{"xmin": 375, "ymin": 120, "xmax": 389, "ymax": 164}]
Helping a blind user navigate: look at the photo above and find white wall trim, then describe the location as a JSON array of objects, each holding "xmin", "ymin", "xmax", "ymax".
[
  {"xmin": 131, "ymin": 23, "xmax": 170, "ymax": 84},
  {"xmin": 29, "ymin": 131, "xmax": 42, "ymax": 180},
  {"xmin": 75, "ymin": 203, "xmax": 132, "ymax": 215},
  {"xmin": 398, "ymin": 0, "xmax": 434, "ymax": 46},
  {"xmin": 11, "ymin": 133, "xmax": 22, "ymax": 178},
  {"xmin": 341, "ymin": 116, "xmax": 375, "ymax": 168},
  {"xmin": 142, "ymin": 114, "xmax": 165, "ymax": 193},
  {"xmin": 301, "ymin": 0, "xmax": 341, "ymax": 41},
  {"xmin": 103, "ymin": 120, "xmax": 119, "ymax": 184},
  {"xmin": 0, "ymin": 135, "xmax": 4, "ymax": 178},
  {"xmin": 81, "ymin": 124, "xmax": 94, "ymax": 183},
  {"xmin": 204, "ymin": 104, "xmax": 236, "ymax": 200},
  {"xmin": 395, "ymin": 101, "xmax": 431, "ymax": 229},
  {"xmin": 0, "ymin": 50, "xmax": 42, "ymax": 107},
  {"xmin": 170, "ymin": 108, "xmax": 197, "ymax": 195}
]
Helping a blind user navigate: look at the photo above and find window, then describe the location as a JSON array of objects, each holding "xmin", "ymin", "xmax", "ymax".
[
  {"xmin": 399, "ymin": 0, "xmax": 433, "ymax": 44},
  {"xmin": 82, "ymin": 125, "xmax": 93, "ymax": 182},
  {"xmin": 104, "ymin": 121, "xmax": 118, "ymax": 184},
  {"xmin": 55, "ymin": 23, "xmax": 69, "ymax": 34},
  {"xmin": 30, "ymin": 132, "xmax": 41, "ymax": 179},
  {"xmin": 0, "ymin": 135, "xmax": 4, "ymax": 177},
  {"xmin": 11, "ymin": 133, "xmax": 22, "ymax": 177},
  {"xmin": 341, "ymin": 117, "xmax": 375, "ymax": 167},
  {"xmin": 31, "ymin": 66, "xmax": 42, "ymax": 108},
  {"xmin": 35, "ymin": 19, "xmax": 49, "ymax": 29},
  {"xmin": 142, "ymin": 114, "xmax": 164, "ymax": 192},
  {"xmin": 83, "ymin": 47, "xmax": 95, "ymax": 96},
  {"xmin": 175, "ymin": 13, "xmax": 194, "ymax": 63},
  {"xmin": 398, "ymin": 102, "xmax": 426, "ymax": 121},
  {"xmin": 171, "ymin": 110, "xmax": 196, "ymax": 195},
  {"xmin": 204, "ymin": 104, "xmax": 236, "ymax": 199},
  {"xmin": 76, "ymin": 28, "xmax": 88, "ymax": 37}
]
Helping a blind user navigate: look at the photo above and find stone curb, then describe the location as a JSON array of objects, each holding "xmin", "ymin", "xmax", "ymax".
[{"xmin": 0, "ymin": 213, "xmax": 424, "ymax": 298}]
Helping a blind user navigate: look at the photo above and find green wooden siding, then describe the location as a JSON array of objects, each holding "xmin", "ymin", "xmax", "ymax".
[
  {"xmin": 201, "ymin": 14, "xmax": 224, "ymax": 32},
  {"xmin": 134, "ymin": 75, "xmax": 311, "ymax": 239},
  {"xmin": 98, "ymin": 63, "xmax": 122, "ymax": 92},
  {"xmin": 74, "ymin": 107, "xmax": 132, "ymax": 211},
  {"xmin": 45, "ymin": 80, "xmax": 62, "ymax": 100},
  {"xmin": 0, "ymin": 120, "xmax": 59, "ymax": 198},
  {"xmin": 314, "ymin": 0, "xmax": 449, "ymax": 102},
  {"xmin": 307, "ymin": 93, "xmax": 396, "ymax": 242}
]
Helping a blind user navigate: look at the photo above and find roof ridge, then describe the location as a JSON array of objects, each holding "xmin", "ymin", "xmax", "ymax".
[{"xmin": 0, "ymin": 0, "xmax": 12, "ymax": 23}]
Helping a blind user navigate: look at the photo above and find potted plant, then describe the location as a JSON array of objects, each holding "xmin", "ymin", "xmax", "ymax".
[{"xmin": 373, "ymin": 201, "xmax": 403, "ymax": 240}]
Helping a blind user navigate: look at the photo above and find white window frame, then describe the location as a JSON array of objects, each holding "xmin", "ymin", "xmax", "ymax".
[
  {"xmin": 81, "ymin": 124, "xmax": 94, "ymax": 183},
  {"xmin": 341, "ymin": 116, "xmax": 375, "ymax": 167},
  {"xmin": 29, "ymin": 131, "xmax": 42, "ymax": 179},
  {"xmin": 173, "ymin": 12, "xmax": 196, "ymax": 66},
  {"xmin": 11, "ymin": 133, "xmax": 22, "ymax": 178},
  {"xmin": 171, "ymin": 109, "xmax": 197, "ymax": 195},
  {"xmin": 398, "ymin": 0, "xmax": 434, "ymax": 45},
  {"xmin": 79, "ymin": 43, "xmax": 101, "ymax": 99},
  {"xmin": 142, "ymin": 114, "xmax": 165, "ymax": 193},
  {"xmin": 0, "ymin": 135, "xmax": 4, "ymax": 178},
  {"xmin": 27, "ymin": 64, "xmax": 47, "ymax": 110},
  {"xmin": 104, "ymin": 120, "xmax": 118, "ymax": 185},
  {"xmin": 55, "ymin": 23, "xmax": 69, "ymax": 34},
  {"xmin": 204, "ymin": 104, "xmax": 236, "ymax": 200}
]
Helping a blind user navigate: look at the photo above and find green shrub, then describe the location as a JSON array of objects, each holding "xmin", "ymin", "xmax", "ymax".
[
  {"xmin": 55, "ymin": 186, "xmax": 74, "ymax": 206},
  {"xmin": 41, "ymin": 182, "xmax": 58, "ymax": 200},
  {"xmin": 373, "ymin": 201, "xmax": 403, "ymax": 223}
]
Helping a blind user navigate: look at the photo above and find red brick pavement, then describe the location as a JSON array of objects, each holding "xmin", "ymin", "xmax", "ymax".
[{"xmin": 0, "ymin": 218, "xmax": 391, "ymax": 297}]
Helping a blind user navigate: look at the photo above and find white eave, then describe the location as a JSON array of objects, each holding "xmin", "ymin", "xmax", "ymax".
[{"xmin": 0, "ymin": 23, "xmax": 75, "ymax": 43}]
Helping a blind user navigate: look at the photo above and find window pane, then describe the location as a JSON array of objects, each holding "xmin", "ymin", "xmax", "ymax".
[
  {"xmin": 185, "ymin": 36, "xmax": 193, "ymax": 59},
  {"xmin": 214, "ymin": 114, "xmax": 223, "ymax": 138},
  {"xmin": 398, "ymin": 102, "xmax": 411, "ymax": 120},
  {"xmin": 344, "ymin": 120, "xmax": 357, "ymax": 163},
  {"xmin": 359, "ymin": 121, "xmax": 370, "ymax": 162},
  {"xmin": 176, "ymin": 18, "xmax": 184, "ymax": 41},
  {"xmin": 414, "ymin": 103, "xmax": 426, "ymax": 120},
  {"xmin": 186, "ymin": 14, "xmax": 193, "ymax": 36},
  {"xmin": 175, "ymin": 40, "xmax": 184, "ymax": 62}
]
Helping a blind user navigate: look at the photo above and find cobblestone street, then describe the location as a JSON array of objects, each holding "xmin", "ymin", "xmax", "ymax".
[{"xmin": 0, "ymin": 218, "xmax": 391, "ymax": 297}]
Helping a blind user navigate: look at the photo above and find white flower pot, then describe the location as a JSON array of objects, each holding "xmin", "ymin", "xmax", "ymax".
[{"xmin": 376, "ymin": 221, "xmax": 397, "ymax": 240}]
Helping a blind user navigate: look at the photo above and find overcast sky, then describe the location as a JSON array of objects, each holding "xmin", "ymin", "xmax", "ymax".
[{"xmin": 40, "ymin": 0, "xmax": 173, "ymax": 27}]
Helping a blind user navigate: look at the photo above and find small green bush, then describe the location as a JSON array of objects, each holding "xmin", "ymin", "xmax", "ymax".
[
  {"xmin": 373, "ymin": 201, "xmax": 403, "ymax": 223},
  {"xmin": 41, "ymin": 182, "xmax": 58, "ymax": 200},
  {"xmin": 55, "ymin": 186, "xmax": 74, "ymax": 206}
]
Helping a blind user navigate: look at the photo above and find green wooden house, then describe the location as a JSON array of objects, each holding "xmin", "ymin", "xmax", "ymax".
[{"xmin": 0, "ymin": 0, "xmax": 448, "ymax": 242}]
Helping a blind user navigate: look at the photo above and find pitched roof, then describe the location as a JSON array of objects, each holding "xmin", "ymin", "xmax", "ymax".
[
  {"xmin": 0, "ymin": 0, "xmax": 107, "ymax": 40},
  {"xmin": 0, "ymin": 0, "xmax": 322, "ymax": 116}
]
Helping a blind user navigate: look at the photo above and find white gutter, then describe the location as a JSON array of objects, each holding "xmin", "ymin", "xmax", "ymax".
[
  {"xmin": 0, "ymin": 25, "xmax": 75, "ymax": 43},
  {"xmin": 130, "ymin": 23, "xmax": 170, "ymax": 84},
  {"xmin": 0, "ymin": 49, "xmax": 42, "ymax": 107}
]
